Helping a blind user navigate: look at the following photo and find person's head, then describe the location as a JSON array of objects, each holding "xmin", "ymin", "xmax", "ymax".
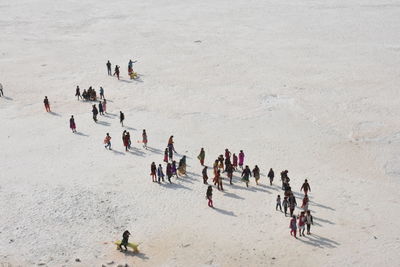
[
  {"xmin": 307, "ymin": 210, "xmax": 311, "ymax": 214},
  {"xmin": 204, "ymin": 166, "xmax": 208, "ymax": 169},
  {"xmin": 301, "ymin": 211, "xmax": 305, "ymax": 215},
  {"xmin": 152, "ymin": 162, "xmax": 155, "ymax": 164},
  {"xmin": 201, "ymin": 147, "xmax": 204, "ymax": 150},
  {"xmin": 106, "ymin": 133, "xmax": 109, "ymax": 135},
  {"xmin": 45, "ymin": 96, "xmax": 47, "ymax": 98},
  {"xmin": 171, "ymin": 135, "xmax": 174, "ymax": 138},
  {"xmin": 245, "ymin": 165, "xmax": 249, "ymax": 168},
  {"xmin": 71, "ymin": 115, "xmax": 74, "ymax": 118},
  {"xmin": 292, "ymin": 215, "xmax": 296, "ymax": 219},
  {"xmin": 165, "ymin": 148, "xmax": 168, "ymax": 151},
  {"xmin": 285, "ymin": 170, "xmax": 288, "ymax": 173},
  {"xmin": 208, "ymin": 185, "xmax": 212, "ymax": 190},
  {"xmin": 278, "ymin": 194, "xmax": 280, "ymax": 197},
  {"xmin": 284, "ymin": 196, "xmax": 287, "ymax": 200},
  {"xmin": 240, "ymin": 150, "xmax": 243, "ymax": 153},
  {"xmin": 143, "ymin": 129, "xmax": 146, "ymax": 133},
  {"xmin": 255, "ymin": 165, "xmax": 258, "ymax": 168},
  {"xmin": 305, "ymin": 179, "xmax": 308, "ymax": 182},
  {"xmin": 159, "ymin": 164, "xmax": 161, "ymax": 167}
]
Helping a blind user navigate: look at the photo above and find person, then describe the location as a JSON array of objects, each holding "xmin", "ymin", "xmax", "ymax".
[
  {"xmin": 224, "ymin": 149, "xmax": 231, "ymax": 162},
  {"xmin": 202, "ymin": 166, "xmax": 208, "ymax": 184},
  {"xmin": 301, "ymin": 179, "xmax": 311, "ymax": 195},
  {"xmin": 206, "ymin": 186, "xmax": 213, "ymax": 208},
  {"xmin": 224, "ymin": 157, "xmax": 231, "ymax": 173},
  {"xmin": 289, "ymin": 215, "xmax": 297, "ymax": 238},
  {"xmin": 268, "ymin": 168, "xmax": 274, "ymax": 186},
  {"xmin": 168, "ymin": 146, "xmax": 173, "ymax": 161},
  {"xmin": 106, "ymin": 60, "xmax": 112, "ymax": 75},
  {"xmin": 75, "ymin": 86, "xmax": 81, "ymax": 100},
  {"xmin": 217, "ymin": 155, "xmax": 224, "ymax": 171},
  {"xmin": 163, "ymin": 148, "xmax": 168, "ymax": 163},
  {"xmin": 104, "ymin": 133, "xmax": 112, "ymax": 150},
  {"xmin": 99, "ymin": 101, "xmax": 104, "ymax": 115},
  {"xmin": 157, "ymin": 164, "xmax": 165, "ymax": 183},
  {"xmin": 288, "ymin": 193, "xmax": 297, "ymax": 217},
  {"xmin": 305, "ymin": 210, "xmax": 314, "ymax": 235},
  {"xmin": 172, "ymin": 160, "xmax": 178, "ymax": 178},
  {"xmin": 213, "ymin": 160, "xmax": 219, "ymax": 176},
  {"xmin": 150, "ymin": 162, "xmax": 157, "ymax": 182},
  {"xmin": 114, "ymin": 65, "xmax": 120, "ymax": 80},
  {"xmin": 301, "ymin": 195, "xmax": 309, "ymax": 211},
  {"xmin": 281, "ymin": 170, "xmax": 289, "ymax": 190},
  {"xmin": 120, "ymin": 111, "xmax": 125, "ymax": 126},
  {"xmin": 238, "ymin": 150, "xmax": 245, "ymax": 169},
  {"xmin": 226, "ymin": 163, "xmax": 234, "ymax": 185},
  {"xmin": 69, "ymin": 115, "xmax": 76, "ymax": 133},
  {"xmin": 43, "ymin": 96, "xmax": 50, "ymax": 112},
  {"xmin": 232, "ymin": 153, "xmax": 238, "ymax": 170},
  {"xmin": 282, "ymin": 197, "xmax": 289, "ymax": 216},
  {"xmin": 241, "ymin": 165, "xmax": 251, "ymax": 187},
  {"xmin": 102, "ymin": 99, "xmax": 107, "ymax": 113},
  {"xmin": 99, "ymin": 86, "xmax": 104, "ymax": 99},
  {"xmin": 213, "ymin": 169, "xmax": 220, "ymax": 186},
  {"xmin": 123, "ymin": 131, "xmax": 130, "ymax": 151},
  {"xmin": 0, "ymin": 83, "xmax": 3, "ymax": 97},
  {"xmin": 119, "ymin": 230, "xmax": 131, "ymax": 251},
  {"xmin": 166, "ymin": 163, "xmax": 173, "ymax": 183},
  {"xmin": 167, "ymin": 136, "xmax": 176, "ymax": 153},
  {"xmin": 216, "ymin": 170, "xmax": 223, "ymax": 191},
  {"xmin": 92, "ymin": 105, "xmax": 98, "ymax": 122},
  {"xmin": 252, "ymin": 165, "xmax": 260, "ymax": 185},
  {"xmin": 276, "ymin": 195, "xmax": 282, "ymax": 211},
  {"xmin": 177, "ymin": 156, "xmax": 187, "ymax": 176},
  {"xmin": 142, "ymin": 129, "xmax": 148, "ymax": 149},
  {"xmin": 298, "ymin": 211, "xmax": 306, "ymax": 236},
  {"xmin": 197, "ymin": 148, "xmax": 205, "ymax": 166}
]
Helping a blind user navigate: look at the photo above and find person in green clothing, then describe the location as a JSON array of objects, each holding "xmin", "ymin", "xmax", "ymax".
[{"xmin": 197, "ymin": 148, "xmax": 205, "ymax": 166}]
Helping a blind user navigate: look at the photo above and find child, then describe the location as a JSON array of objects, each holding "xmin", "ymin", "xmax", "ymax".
[
  {"xmin": 104, "ymin": 133, "xmax": 112, "ymax": 150},
  {"xmin": 119, "ymin": 230, "xmax": 131, "ymax": 251},
  {"xmin": 276, "ymin": 195, "xmax": 282, "ymax": 211},
  {"xmin": 289, "ymin": 215, "xmax": 297, "ymax": 238},
  {"xmin": 306, "ymin": 210, "xmax": 314, "ymax": 235},
  {"xmin": 298, "ymin": 211, "xmax": 306, "ymax": 236},
  {"xmin": 206, "ymin": 186, "xmax": 213, "ymax": 208},
  {"xmin": 157, "ymin": 164, "xmax": 165, "ymax": 183},
  {"xmin": 301, "ymin": 195, "xmax": 309, "ymax": 211},
  {"xmin": 282, "ymin": 197, "xmax": 288, "ymax": 216}
]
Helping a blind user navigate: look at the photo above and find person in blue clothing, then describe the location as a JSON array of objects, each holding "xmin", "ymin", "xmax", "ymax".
[{"xmin": 157, "ymin": 164, "xmax": 165, "ymax": 183}]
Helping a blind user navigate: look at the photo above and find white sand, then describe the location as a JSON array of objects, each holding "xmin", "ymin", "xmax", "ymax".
[{"xmin": 1, "ymin": 0, "xmax": 400, "ymax": 266}]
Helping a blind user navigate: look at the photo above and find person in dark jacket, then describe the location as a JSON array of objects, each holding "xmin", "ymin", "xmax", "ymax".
[
  {"xmin": 92, "ymin": 105, "xmax": 98, "ymax": 122},
  {"xmin": 241, "ymin": 165, "xmax": 252, "ymax": 187},
  {"xmin": 202, "ymin": 166, "xmax": 208, "ymax": 184},
  {"xmin": 226, "ymin": 163, "xmax": 234, "ymax": 185},
  {"xmin": 119, "ymin": 230, "xmax": 131, "ymax": 251},
  {"xmin": 166, "ymin": 163, "xmax": 173, "ymax": 183},
  {"xmin": 268, "ymin": 168, "xmax": 274, "ymax": 185},
  {"xmin": 150, "ymin": 162, "xmax": 157, "ymax": 182},
  {"xmin": 206, "ymin": 186, "xmax": 213, "ymax": 208},
  {"xmin": 288, "ymin": 193, "xmax": 297, "ymax": 217},
  {"xmin": 75, "ymin": 86, "xmax": 81, "ymax": 100},
  {"xmin": 99, "ymin": 101, "xmax": 104, "ymax": 115},
  {"xmin": 301, "ymin": 179, "xmax": 311, "ymax": 195},
  {"xmin": 114, "ymin": 65, "xmax": 120, "ymax": 80},
  {"xmin": 106, "ymin": 60, "xmax": 112, "ymax": 75},
  {"xmin": 120, "ymin": 111, "xmax": 125, "ymax": 126}
]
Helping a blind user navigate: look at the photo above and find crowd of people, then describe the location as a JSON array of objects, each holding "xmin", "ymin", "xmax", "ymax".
[{"xmin": 40, "ymin": 58, "xmax": 316, "ymax": 244}]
